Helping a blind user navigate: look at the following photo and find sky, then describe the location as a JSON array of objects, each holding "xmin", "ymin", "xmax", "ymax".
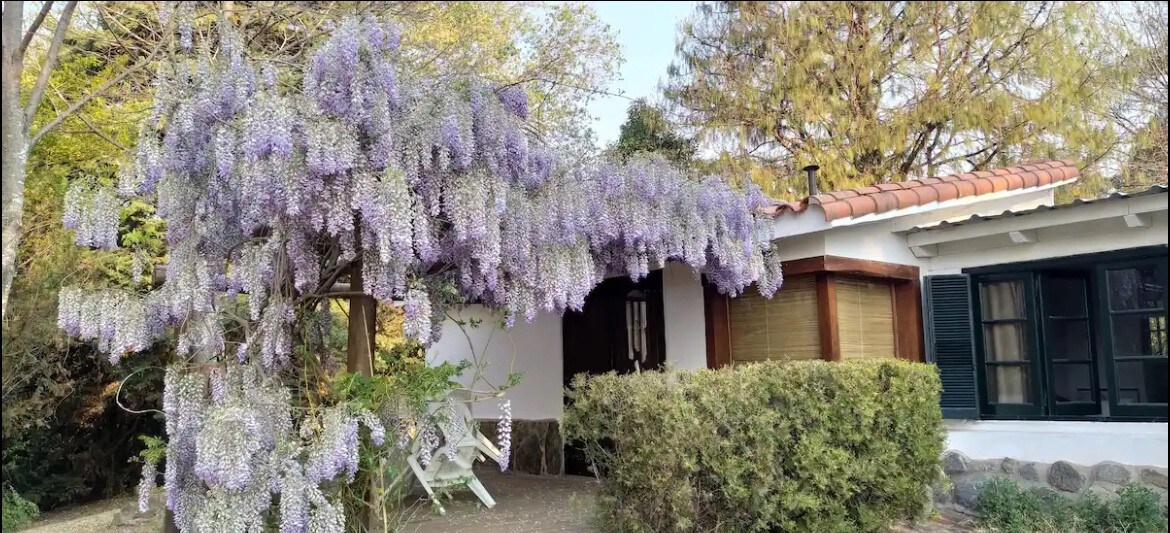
[{"xmin": 583, "ymin": 1, "xmax": 698, "ymax": 147}]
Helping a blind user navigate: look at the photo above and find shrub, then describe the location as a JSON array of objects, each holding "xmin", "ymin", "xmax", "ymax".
[
  {"xmin": 976, "ymin": 477, "xmax": 1168, "ymax": 533},
  {"xmin": 2, "ymin": 487, "xmax": 40, "ymax": 530},
  {"xmin": 563, "ymin": 359, "xmax": 945, "ymax": 532}
]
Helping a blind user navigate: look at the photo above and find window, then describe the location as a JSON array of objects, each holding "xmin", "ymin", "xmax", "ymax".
[
  {"xmin": 947, "ymin": 248, "xmax": 1169, "ymax": 422},
  {"xmin": 837, "ymin": 276, "xmax": 896, "ymax": 359},
  {"xmin": 975, "ymin": 276, "xmax": 1040, "ymax": 416},
  {"xmin": 714, "ymin": 255, "xmax": 922, "ymax": 368},
  {"xmin": 728, "ymin": 275, "xmax": 820, "ymax": 363},
  {"xmin": 1100, "ymin": 260, "xmax": 1169, "ymax": 418}
]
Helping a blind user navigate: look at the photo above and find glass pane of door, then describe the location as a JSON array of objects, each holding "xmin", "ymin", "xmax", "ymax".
[{"xmin": 1041, "ymin": 273, "xmax": 1099, "ymax": 415}]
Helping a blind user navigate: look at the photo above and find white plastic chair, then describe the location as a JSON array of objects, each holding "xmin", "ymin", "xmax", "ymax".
[{"xmin": 406, "ymin": 400, "xmax": 504, "ymax": 514}]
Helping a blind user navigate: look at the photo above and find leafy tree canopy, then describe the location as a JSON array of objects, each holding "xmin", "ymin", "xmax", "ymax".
[{"xmin": 666, "ymin": 1, "xmax": 1134, "ymax": 198}]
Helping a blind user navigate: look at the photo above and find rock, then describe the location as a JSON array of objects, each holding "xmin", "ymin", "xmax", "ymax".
[
  {"xmin": 1048, "ymin": 461, "xmax": 1088, "ymax": 493},
  {"xmin": 1093, "ymin": 462, "xmax": 1132, "ymax": 485},
  {"xmin": 1001, "ymin": 458, "xmax": 1019, "ymax": 475},
  {"xmin": 1029, "ymin": 485, "xmax": 1062, "ymax": 503},
  {"xmin": 1141, "ymin": 467, "xmax": 1169, "ymax": 490},
  {"xmin": 932, "ymin": 480, "xmax": 954, "ymax": 505},
  {"xmin": 943, "ymin": 451, "xmax": 971, "ymax": 475},
  {"xmin": 1020, "ymin": 462, "xmax": 1045, "ymax": 482},
  {"xmin": 1087, "ymin": 482, "xmax": 1123, "ymax": 501},
  {"xmin": 953, "ymin": 474, "xmax": 994, "ymax": 510},
  {"xmin": 509, "ymin": 419, "xmax": 563, "ymax": 475}
]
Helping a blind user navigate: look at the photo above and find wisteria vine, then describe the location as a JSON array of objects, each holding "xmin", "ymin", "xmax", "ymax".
[{"xmin": 59, "ymin": 8, "xmax": 783, "ymax": 533}]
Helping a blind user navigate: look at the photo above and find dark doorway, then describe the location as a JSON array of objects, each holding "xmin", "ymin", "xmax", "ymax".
[{"xmin": 562, "ymin": 270, "xmax": 666, "ymax": 476}]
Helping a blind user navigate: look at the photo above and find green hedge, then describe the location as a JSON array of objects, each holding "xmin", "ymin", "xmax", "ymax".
[{"xmin": 563, "ymin": 359, "xmax": 945, "ymax": 532}]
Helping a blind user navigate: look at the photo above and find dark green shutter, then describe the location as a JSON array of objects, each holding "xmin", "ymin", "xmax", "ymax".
[{"xmin": 924, "ymin": 275, "xmax": 979, "ymax": 419}]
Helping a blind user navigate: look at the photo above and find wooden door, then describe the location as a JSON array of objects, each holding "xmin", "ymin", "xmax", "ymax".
[{"xmin": 562, "ymin": 270, "xmax": 665, "ymax": 476}]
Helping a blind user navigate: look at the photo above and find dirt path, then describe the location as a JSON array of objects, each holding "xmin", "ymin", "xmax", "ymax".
[{"xmin": 20, "ymin": 495, "xmax": 161, "ymax": 533}]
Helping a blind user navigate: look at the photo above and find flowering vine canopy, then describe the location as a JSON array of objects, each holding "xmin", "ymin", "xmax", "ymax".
[{"xmin": 56, "ymin": 10, "xmax": 783, "ymax": 533}]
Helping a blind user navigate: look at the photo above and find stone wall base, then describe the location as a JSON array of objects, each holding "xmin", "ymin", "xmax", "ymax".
[
  {"xmin": 937, "ymin": 450, "xmax": 1169, "ymax": 513},
  {"xmin": 479, "ymin": 419, "xmax": 563, "ymax": 475}
]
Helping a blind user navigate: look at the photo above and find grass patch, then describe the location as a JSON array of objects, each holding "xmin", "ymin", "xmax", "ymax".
[
  {"xmin": 2, "ymin": 486, "xmax": 40, "ymax": 530},
  {"xmin": 976, "ymin": 477, "xmax": 1167, "ymax": 533}
]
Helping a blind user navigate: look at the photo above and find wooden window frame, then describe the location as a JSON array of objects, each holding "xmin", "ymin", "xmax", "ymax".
[{"xmin": 705, "ymin": 255, "xmax": 923, "ymax": 368}]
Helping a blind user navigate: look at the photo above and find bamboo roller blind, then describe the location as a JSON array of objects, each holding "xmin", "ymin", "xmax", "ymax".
[
  {"xmin": 728, "ymin": 275, "xmax": 821, "ymax": 363},
  {"xmin": 836, "ymin": 276, "xmax": 896, "ymax": 359}
]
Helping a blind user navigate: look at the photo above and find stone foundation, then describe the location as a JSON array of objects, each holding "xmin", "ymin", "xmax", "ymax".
[
  {"xmin": 937, "ymin": 450, "xmax": 1169, "ymax": 513},
  {"xmin": 479, "ymin": 419, "xmax": 563, "ymax": 475}
]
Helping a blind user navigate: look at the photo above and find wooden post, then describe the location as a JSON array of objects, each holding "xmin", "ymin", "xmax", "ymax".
[
  {"xmin": 346, "ymin": 256, "xmax": 380, "ymax": 530},
  {"xmin": 816, "ymin": 272, "xmax": 841, "ymax": 362}
]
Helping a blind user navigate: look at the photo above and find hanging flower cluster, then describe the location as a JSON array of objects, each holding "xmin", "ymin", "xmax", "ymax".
[
  {"xmin": 55, "ymin": 9, "xmax": 784, "ymax": 533},
  {"xmin": 161, "ymin": 363, "xmax": 381, "ymax": 532},
  {"xmin": 63, "ymin": 183, "xmax": 121, "ymax": 249},
  {"xmin": 497, "ymin": 400, "xmax": 512, "ymax": 472}
]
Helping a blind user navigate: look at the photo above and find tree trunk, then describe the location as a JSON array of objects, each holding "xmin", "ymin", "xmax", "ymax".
[{"xmin": 1, "ymin": 0, "xmax": 27, "ymax": 320}]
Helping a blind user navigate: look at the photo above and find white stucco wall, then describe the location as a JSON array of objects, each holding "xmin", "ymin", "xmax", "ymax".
[
  {"xmin": 427, "ymin": 306, "xmax": 563, "ymax": 421},
  {"xmin": 662, "ymin": 262, "xmax": 709, "ymax": 370},
  {"xmin": 946, "ymin": 420, "xmax": 1169, "ymax": 467},
  {"xmin": 427, "ymin": 263, "xmax": 711, "ymax": 421}
]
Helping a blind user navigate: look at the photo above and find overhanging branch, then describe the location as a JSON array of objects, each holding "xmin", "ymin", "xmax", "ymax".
[{"xmin": 23, "ymin": 0, "xmax": 77, "ymax": 128}]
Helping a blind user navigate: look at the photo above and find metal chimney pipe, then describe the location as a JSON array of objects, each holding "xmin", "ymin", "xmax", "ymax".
[{"xmin": 803, "ymin": 164, "xmax": 820, "ymax": 196}]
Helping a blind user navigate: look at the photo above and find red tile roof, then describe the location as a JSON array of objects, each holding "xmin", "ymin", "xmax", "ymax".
[{"xmin": 761, "ymin": 160, "xmax": 1080, "ymax": 221}]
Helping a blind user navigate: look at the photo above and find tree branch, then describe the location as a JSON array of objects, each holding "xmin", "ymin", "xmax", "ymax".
[
  {"xmin": 29, "ymin": 31, "xmax": 164, "ymax": 148},
  {"xmin": 23, "ymin": 0, "xmax": 77, "ymax": 128},
  {"xmin": 48, "ymin": 80, "xmax": 127, "ymax": 151},
  {"xmin": 20, "ymin": 1, "xmax": 55, "ymax": 54}
]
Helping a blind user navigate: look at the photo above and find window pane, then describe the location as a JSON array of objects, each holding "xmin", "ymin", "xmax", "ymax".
[
  {"xmin": 983, "ymin": 323, "xmax": 1030, "ymax": 362},
  {"xmin": 981, "ymin": 281, "xmax": 1026, "ymax": 319},
  {"xmin": 1043, "ymin": 276, "xmax": 1087, "ymax": 317},
  {"xmin": 1108, "ymin": 266, "xmax": 1164, "ymax": 311},
  {"xmin": 1051, "ymin": 364, "xmax": 1094, "ymax": 404},
  {"xmin": 987, "ymin": 365, "xmax": 1032, "ymax": 404},
  {"xmin": 1046, "ymin": 320, "xmax": 1092, "ymax": 361},
  {"xmin": 1111, "ymin": 314, "xmax": 1168, "ymax": 357},
  {"xmin": 1115, "ymin": 359, "xmax": 1169, "ymax": 405}
]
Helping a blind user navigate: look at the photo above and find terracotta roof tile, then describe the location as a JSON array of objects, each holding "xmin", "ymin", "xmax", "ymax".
[
  {"xmin": 872, "ymin": 192, "xmax": 900, "ymax": 213},
  {"xmin": 915, "ymin": 186, "xmax": 941, "ymax": 204},
  {"xmin": 765, "ymin": 160, "xmax": 1080, "ymax": 222},
  {"xmin": 821, "ymin": 201, "xmax": 854, "ymax": 220},
  {"xmin": 844, "ymin": 195, "xmax": 879, "ymax": 217},
  {"xmin": 891, "ymin": 189, "xmax": 920, "ymax": 209},
  {"xmin": 953, "ymin": 180, "xmax": 977, "ymax": 196},
  {"xmin": 936, "ymin": 183, "xmax": 961, "ymax": 203}
]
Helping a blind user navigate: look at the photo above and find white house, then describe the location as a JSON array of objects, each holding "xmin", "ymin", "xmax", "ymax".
[{"xmin": 428, "ymin": 160, "xmax": 1169, "ymax": 491}]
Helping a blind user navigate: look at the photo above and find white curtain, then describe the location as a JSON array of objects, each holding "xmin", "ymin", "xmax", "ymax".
[{"xmin": 983, "ymin": 281, "xmax": 1029, "ymax": 404}]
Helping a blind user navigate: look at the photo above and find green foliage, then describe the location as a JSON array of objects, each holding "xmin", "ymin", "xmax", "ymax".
[
  {"xmin": 333, "ymin": 346, "xmax": 470, "ymax": 415},
  {"xmin": 976, "ymin": 477, "xmax": 1168, "ymax": 533},
  {"xmin": 614, "ymin": 99, "xmax": 695, "ymax": 165},
  {"xmin": 667, "ymin": 2, "xmax": 1133, "ymax": 197},
  {"xmin": 563, "ymin": 359, "xmax": 945, "ymax": 533},
  {"xmin": 138, "ymin": 434, "xmax": 168, "ymax": 465},
  {"xmin": 2, "ymin": 487, "xmax": 40, "ymax": 531}
]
